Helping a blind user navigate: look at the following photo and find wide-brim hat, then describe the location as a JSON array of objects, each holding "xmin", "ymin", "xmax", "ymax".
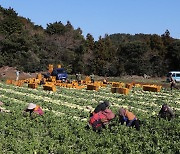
[{"xmin": 27, "ymin": 103, "xmax": 36, "ymax": 110}]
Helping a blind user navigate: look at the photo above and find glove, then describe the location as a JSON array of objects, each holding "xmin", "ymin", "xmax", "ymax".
[{"xmin": 123, "ymin": 116, "xmax": 128, "ymax": 122}]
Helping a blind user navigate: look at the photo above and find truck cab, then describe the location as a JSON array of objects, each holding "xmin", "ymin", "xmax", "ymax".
[
  {"xmin": 167, "ymin": 71, "xmax": 180, "ymax": 82},
  {"xmin": 51, "ymin": 68, "xmax": 68, "ymax": 81}
]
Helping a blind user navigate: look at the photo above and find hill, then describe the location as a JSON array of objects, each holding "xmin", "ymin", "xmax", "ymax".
[{"xmin": 0, "ymin": 6, "xmax": 180, "ymax": 77}]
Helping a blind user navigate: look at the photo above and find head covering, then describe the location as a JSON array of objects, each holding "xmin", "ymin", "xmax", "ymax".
[
  {"xmin": 104, "ymin": 100, "xmax": 110, "ymax": 107},
  {"xmin": 119, "ymin": 107, "xmax": 126, "ymax": 116},
  {"xmin": 27, "ymin": 103, "xmax": 36, "ymax": 110},
  {"xmin": 162, "ymin": 104, "xmax": 168, "ymax": 111},
  {"xmin": 99, "ymin": 100, "xmax": 104, "ymax": 104}
]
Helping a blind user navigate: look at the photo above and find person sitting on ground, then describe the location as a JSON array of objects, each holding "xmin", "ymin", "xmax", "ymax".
[
  {"xmin": 23, "ymin": 103, "xmax": 44, "ymax": 117},
  {"xmin": 158, "ymin": 104, "xmax": 175, "ymax": 120},
  {"xmin": 118, "ymin": 107, "xmax": 140, "ymax": 131},
  {"xmin": 88, "ymin": 101, "xmax": 115, "ymax": 132}
]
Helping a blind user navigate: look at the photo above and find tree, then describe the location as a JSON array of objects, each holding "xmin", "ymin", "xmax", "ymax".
[
  {"xmin": 119, "ymin": 42, "xmax": 149, "ymax": 75},
  {"xmin": 166, "ymin": 40, "xmax": 180, "ymax": 70},
  {"xmin": 45, "ymin": 21, "xmax": 65, "ymax": 35}
]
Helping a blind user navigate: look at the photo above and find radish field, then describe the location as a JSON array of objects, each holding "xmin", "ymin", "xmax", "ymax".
[{"xmin": 0, "ymin": 82, "xmax": 180, "ymax": 154}]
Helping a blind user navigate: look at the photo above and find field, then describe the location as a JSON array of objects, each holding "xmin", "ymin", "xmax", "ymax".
[{"xmin": 0, "ymin": 81, "xmax": 180, "ymax": 154}]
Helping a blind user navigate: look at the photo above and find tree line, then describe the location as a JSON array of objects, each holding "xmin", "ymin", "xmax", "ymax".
[{"xmin": 0, "ymin": 6, "xmax": 180, "ymax": 77}]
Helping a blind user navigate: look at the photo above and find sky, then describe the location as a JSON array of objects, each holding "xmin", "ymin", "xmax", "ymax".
[{"xmin": 0, "ymin": 0, "xmax": 180, "ymax": 40}]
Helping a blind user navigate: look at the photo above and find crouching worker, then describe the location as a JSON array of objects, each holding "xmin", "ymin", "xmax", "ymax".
[
  {"xmin": 88, "ymin": 108, "xmax": 115, "ymax": 132},
  {"xmin": 158, "ymin": 104, "xmax": 175, "ymax": 120},
  {"xmin": 90, "ymin": 100, "xmax": 110, "ymax": 117},
  {"xmin": 23, "ymin": 103, "xmax": 44, "ymax": 117},
  {"xmin": 118, "ymin": 107, "xmax": 140, "ymax": 131}
]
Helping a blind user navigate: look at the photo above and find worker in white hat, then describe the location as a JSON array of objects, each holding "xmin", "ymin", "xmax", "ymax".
[{"xmin": 24, "ymin": 103, "xmax": 44, "ymax": 116}]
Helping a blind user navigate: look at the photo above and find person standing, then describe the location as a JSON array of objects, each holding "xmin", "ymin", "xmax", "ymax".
[
  {"xmin": 76, "ymin": 72, "xmax": 81, "ymax": 85},
  {"xmin": 90, "ymin": 73, "xmax": 94, "ymax": 83},
  {"xmin": 169, "ymin": 74, "xmax": 179, "ymax": 90},
  {"xmin": 16, "ymin": 70, "xmax": 20, "ymax": 81}
]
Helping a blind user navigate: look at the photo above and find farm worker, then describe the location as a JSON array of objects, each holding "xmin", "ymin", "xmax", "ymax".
[
  {"xmin": 169, "ymin": 74, "xmax": 179, "ymax": 90},
  {"xmin": 103, "ymin": 77, "xmax": 108, "ymax": 84},
  {"xmin": 0, "ymin": 101, "xmax": 10, "ymax": 113},
  {"xmin": 90, "ymin": 73, "xmax": 95, "ymax": 83},
  {"xmin": 40, "ymin": 77, "xmax": 45, "ymax": 85},
  {"xmin": 76, "ymin": 72, "xmax": 81, "ymax": 84},
  {"xmin": 24, "ymin": 103, "xmax": 44, "ymax": 116},
  {"xmin": 88, "ymin": 108, "xmax": 115, "ymax": 132},
  {"xmin": 158, "ymin": 104, "xmax": 175, "ymax": 120},
  {"xmin": 16, "ymin": 70, "xmax": 20, "ymax": 81},
  {"xmin": 87, "ymin": 100, "xmax": 115, "ymax": 131},
  {"xmin": 118, "ymin": 107, "xmax": 140, "ymax": 131}
]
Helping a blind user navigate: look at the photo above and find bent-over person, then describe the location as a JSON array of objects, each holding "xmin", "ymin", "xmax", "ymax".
[
  {"xmin": 118, "ymin": 107, "xmax": 140, "ymax": 131},
  {"xmin": 23, "ymin": 103, "xmax": 44, "ymax": 117},
  {"xmin": 158, "ymin": 104, "xmax": 175, "ymax": 120}
]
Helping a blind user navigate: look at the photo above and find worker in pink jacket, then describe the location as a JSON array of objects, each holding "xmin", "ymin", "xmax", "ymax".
[
  {"xmin": 23, "ymin": 103, "xmax": 44, "ymax": 117},
  {"xmin": 88, "ymin": 100, "xmax": 115, "ymax": 132}
]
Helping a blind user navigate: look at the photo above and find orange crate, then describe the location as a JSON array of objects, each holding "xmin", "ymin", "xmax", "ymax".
[
  {"xmin": 43, "ymin": 85, "xmax": 56, "ymax": 92},
  {"xmin": 28, "ymin": 83, "xmax": 38, "ymax": 89},
  {"xmin": 6, "ymin": 79, "xmax": 12, "ymax": 84},
  {"xmin": 116, "ymin": 87, "xmax": 129, "ymax": 95},
  {"xmin": 143, "ymin": 85, "xmax": 161, "ymax": 92},
  {"xmin": 87, "ymin": 85, "xmax": 99, "ymax": 91},
  {"xmin": 125, "ymin": 83, "xmax": 133, "ymax": 89},
  {"xmin": 111, "ymin": 87, "xmax": 117, "ymax": 93}
]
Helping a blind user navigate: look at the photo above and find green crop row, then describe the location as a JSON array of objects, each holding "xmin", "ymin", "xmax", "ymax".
[{"xmin": 0, "ymin": 82, "xmax": 179, "ymax": 154}]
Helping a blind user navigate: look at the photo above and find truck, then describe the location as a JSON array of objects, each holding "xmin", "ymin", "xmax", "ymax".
[
  {"xmin": 166, "ymin": 71, "xmax": 180, "ymax": 82},
  {"xmin": 51, "ymin": 68, "xmax": 68, "ymax": 81}
]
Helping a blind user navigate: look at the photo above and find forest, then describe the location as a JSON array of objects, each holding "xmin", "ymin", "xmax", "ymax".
[{"xmin": 0, "ymin": 6, "xmax": 180, "ymax": 77}]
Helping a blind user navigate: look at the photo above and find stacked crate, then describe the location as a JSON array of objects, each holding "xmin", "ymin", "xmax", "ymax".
[
  {"xmin": 111, "ymin": 82, "xmax": 129, "ymax": 95},
  {"xmin": 125, "ymin": 83, "xmax": 133, "ymax": 89},
  {"xmin": 87, "ymin": 84, "xmax": 99, "ymax": 91},
  {"xmin": 43, "ymin": 82, "xmax": 56, "ymax": 92},
  {"xmin": 116, "ymin": 87, "xmax": 129, "ymax": 95},
  {"xmin": 28, "ymin": 83, "xmax": 38, "ymax": 89}
]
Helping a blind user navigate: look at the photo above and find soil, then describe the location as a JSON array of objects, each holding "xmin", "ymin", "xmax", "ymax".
[{"xmin": 0, "ymin": 66, "xmax": 37, "ymax": 81}]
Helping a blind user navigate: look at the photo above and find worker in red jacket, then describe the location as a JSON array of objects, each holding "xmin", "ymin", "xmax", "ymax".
[
  {"xmin": 88, "ymin": 100, "xmax": 115, "ymax": 132},
  {"xmin": 23, "ymin": 103, "xmax": 44, "ymax": 117},
  {"xmin": 118, "ymin": 107, "xmax": 140, "ymax": 131}
]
